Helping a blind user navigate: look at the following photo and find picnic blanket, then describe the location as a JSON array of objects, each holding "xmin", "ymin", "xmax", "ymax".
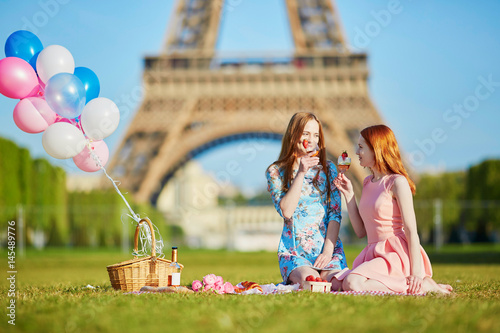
[{"xmin": 124, "ymin": 283, "xmax": 425, "ymax": 296}]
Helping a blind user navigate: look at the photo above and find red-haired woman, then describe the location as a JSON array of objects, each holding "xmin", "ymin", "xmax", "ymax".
[
  {"xmin": 266, "ymin": 112, "xmax": 347, "ymax": 287},
  {"xmin": 333, "ymin": 125, "xmax": 452, "ymax": 294}
]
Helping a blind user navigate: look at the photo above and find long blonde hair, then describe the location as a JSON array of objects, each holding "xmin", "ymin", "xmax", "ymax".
[
  {"xmin": 360, "ymin": 125, "xmax": 416, "ymax": 194},
  {"xmin": 270, "ymin": 112, "xmax": 330, "ymax": 197}
]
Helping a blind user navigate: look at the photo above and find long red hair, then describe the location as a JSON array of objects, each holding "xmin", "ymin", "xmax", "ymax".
[
  {"xmin": 360, "ymin": 125, "xmax": 416, "ymax": 194},
  {"xmin": 270, "ymin": 112, "xmax": 330, "ymax": 198}
]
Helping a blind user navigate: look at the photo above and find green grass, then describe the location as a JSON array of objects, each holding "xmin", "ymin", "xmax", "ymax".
[{"xmin": 1, "ymin": 245, "xmax": 500, "ymax": 333}]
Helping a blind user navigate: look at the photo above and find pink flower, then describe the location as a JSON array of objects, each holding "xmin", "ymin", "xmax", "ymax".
[
  {"xmin": 223, "ymin": 282, "xmax": 235, "ymax": 294},
  {"xmin": 215, "ymin": 275, "xmax": 224, "ymax": 286},
  {"xmin": 192, "ymin": 274, "xmax": 235, "ymax": 294},
  {"xmin": 215, "ymin": 284, "xmax": 224, "ymax": 294},
  {"xmin": 192, "ymin": 280, "xmax": 202, "ymax": 292},
  {"xmin": 203, "ymin": 274, "xmax": 217, "ymax": 286},
  {"xmin": 204, "ymin": 283, "xmax": 215, "ymax": 292}
]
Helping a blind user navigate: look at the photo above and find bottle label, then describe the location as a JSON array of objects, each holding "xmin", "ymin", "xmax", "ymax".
[{"xmin": 171, "ymin": 272, "xmax": 181, "ymax": 286}]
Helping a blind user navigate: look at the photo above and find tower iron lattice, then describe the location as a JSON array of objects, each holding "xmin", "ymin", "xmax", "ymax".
[{"xmin": 108, "ymin": 0, "xmax": 383, "ymax": 204}]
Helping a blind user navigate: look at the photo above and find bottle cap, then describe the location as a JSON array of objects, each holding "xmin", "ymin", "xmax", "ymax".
[{"xmin": 172, "ymin": 246, "xmax": 178, "ymax": 250}]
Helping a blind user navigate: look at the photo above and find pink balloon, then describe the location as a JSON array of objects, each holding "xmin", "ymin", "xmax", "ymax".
[
  {"xmin": 0, "ymin": 57, "xmax": 39, "ymax": 99},
  {"xmin": 72, "ymin": 140, "xmax": 109, "ymax": 172},
  {"xmin": 26, "ymin": 77, "xmax": 46, "ymax": 98},
  {"xmin": 13, "ymin": 97, "xmax": 58, "ymax": 133},
  {"xmin": 55, "ymin": 115, "xmax": 85, "ymax": 133},
  {"xmin": 38, "ymin": 76, "xmax": 46, "ymax": 90},
  {"xmin": 55, "ymin": 116, "xmax": 76, "ymax": 124}
]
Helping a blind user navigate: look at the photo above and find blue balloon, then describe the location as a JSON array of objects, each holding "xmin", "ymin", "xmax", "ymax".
[
  {"xmin": 5, "ymin": 30, "xmax": 43, "ymax": 70},
  {"xmin": 74, "ymin": 67, "xmax": 100, "ymax": 103},
  {"xmin": 29, "ymin": 51, "xmax": 41, "ymax": 73},
  {"xmin": 45, "ymin": 73, "xmax": 86, "ymax": 119}
]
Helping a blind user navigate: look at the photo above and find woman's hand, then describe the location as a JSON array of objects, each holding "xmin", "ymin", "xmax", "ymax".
[
  {"xmin": 406, "ymin": 275, "xmax": 423, "ymax": 294},
  {"xmin": 313, "ymin": 252, "xmax": 332, "ymax": 269},
  {"xmin": 298, "ymin": 153, "xmax": 320, "ymax": 174},
  {"xmin": 333, "ymin": 173, "xmax": 354, "ymax": 201}
]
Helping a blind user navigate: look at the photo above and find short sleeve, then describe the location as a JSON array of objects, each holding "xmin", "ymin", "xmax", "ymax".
[
  {"xmin": 266, "ymin": 164, "xmax": 285, "ymax": 218},
  {"xmin": 325, "ymin": 161, "xmax": 342, "ymax": 225}
]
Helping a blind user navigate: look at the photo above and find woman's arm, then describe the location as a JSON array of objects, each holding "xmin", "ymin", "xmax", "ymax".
[
  {"xmin": 392, "ymin": 176, "xmax": 423, "ymax": 293},
  {"xmin": 279, "ymin": 154, "xmax": 319, "ymax": 219},
  {"xmin": 279, "ymin": 171, "xmax": 305, "ymax": 219},
  {"xmin": 333, "ymin": 173, "xmax": 366, "ymax": 238},
  {"xmin": 315, "ymin": 163, "xmax": 342, "ymax": 268},
  {"xmin": 314, "ymin": 219, "xmax": 340, "ymax": 268}
]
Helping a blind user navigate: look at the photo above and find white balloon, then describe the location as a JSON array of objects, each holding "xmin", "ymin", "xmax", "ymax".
[
  {"xmin": 42, "ymin": 122, "xmax": 86, "ymax": 159},
  {"xmin": 81, "ymin": 97, "xmax": 120, "ymax": 140},
  {"xmin": 36, "ymin": 45, "xmax": 75, "ymax": 84}
]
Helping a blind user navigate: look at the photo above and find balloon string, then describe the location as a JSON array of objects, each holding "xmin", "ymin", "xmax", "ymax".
[
  {"xmin": 84, "ymin": 140, "xmax": 164, "ymax": 258},
  {"xmin": 85, "ymin": 140, "xmax": 141, "ymax": 223}
]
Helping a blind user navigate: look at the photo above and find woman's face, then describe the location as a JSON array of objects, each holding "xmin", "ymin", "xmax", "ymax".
[
  {"xmin": 297, "ymin": 119, "xmax": 320, "ymax": 154},
  {"xmin": 356, "ymin": 135, "xmax": 375, "ymax": 168}
]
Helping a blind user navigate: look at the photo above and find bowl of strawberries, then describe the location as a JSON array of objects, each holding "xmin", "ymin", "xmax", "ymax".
[{"xmin": 302, "ymin": 275, "xmax": 331, "ymax": 293}]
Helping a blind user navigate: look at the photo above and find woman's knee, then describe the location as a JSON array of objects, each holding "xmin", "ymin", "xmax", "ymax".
[
  {"xmin": 289, "ymin": 267, "xmax": 317, "ymax": 284},
  {"xmin": 330, "ymin": 277, "xmax": 342, "ymax": 291},
  {"xmin": 342, "ymin": 274, "xmax": 362, "ymax": 291}
]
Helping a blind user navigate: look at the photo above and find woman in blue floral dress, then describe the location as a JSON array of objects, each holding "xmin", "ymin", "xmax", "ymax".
[{"xmin": 266, "ymin": 112, "xmax": 347, "ymax": 287}]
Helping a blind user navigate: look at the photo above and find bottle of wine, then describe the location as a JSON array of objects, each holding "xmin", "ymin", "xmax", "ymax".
[{"xmin": 169, "ymin": 246, "xmax": 181, "ymax": 287}]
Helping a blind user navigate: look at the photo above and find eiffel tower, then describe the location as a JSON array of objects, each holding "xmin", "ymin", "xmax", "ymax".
[{"xmin": 108, "ymin": 0, "xmax": 383, "ymax": 204}]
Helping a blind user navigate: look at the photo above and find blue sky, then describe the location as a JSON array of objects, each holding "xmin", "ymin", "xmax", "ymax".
[{"xmin": 0, "ymin": 1, "xmax": 499, "ymax": 195}]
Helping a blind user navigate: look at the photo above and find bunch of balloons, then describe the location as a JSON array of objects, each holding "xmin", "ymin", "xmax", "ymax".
[{"xmin": 0, "ymin": 30, "xmax": 120, "ymax": 172}]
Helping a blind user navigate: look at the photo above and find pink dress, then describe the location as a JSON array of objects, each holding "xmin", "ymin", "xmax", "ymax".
[{"xmin": 336, "ymin": 174, "xmax": 433, "ymax": 293}]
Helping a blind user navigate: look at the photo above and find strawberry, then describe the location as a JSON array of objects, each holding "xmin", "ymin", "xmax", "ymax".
[
  {"xmin": 315, "ymin": 277, "xmax": 322, "ymax": 282},
  {"xmin": 341, "ymin": 150, "xmax": 348, "ymax": 161},
  {"xmin": 306, "ymin": 275, "xmax": 315, "ymax": 281},
  {"xmin": 302, "ymin": 140, "xmax": 308, "ymax": 149}
]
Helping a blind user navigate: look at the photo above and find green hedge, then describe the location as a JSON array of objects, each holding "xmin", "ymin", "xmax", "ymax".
[
  {"xmin": 414, "ymin": 160, "xmax": 500, "ymax": 242},
  {"xmin": 0, "ymin": 137, "xmax": 170, "ymax": 248}
]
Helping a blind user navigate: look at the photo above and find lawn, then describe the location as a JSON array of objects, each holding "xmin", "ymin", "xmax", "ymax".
[{"xmin": 1, "ymin": 245, "xmax": 500, "ymax": 333}]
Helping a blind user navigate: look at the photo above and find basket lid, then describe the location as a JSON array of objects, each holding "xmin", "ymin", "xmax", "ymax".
[
  {"xmin": 106, "ymin": 256, "xmax": 184, "ymax": 269},
  {"xmin": 106, "ymin": 256, "xmax": 169, "ymax": 269}
]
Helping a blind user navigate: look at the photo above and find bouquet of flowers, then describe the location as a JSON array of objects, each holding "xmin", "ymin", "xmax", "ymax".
[{"xmin": 191, "ymin": 274, "xmax": 235, "ymax": 294}]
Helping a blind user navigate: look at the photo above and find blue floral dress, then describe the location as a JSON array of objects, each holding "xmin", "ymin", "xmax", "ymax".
[{"xmin": 266, "ymin": 161, "xmax": 347, "ymax": 283}]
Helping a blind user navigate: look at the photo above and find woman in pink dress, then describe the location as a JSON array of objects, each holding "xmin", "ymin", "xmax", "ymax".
[{"xmin": 332, "ymin": 125, "xmax": 452, "ymax": 294}]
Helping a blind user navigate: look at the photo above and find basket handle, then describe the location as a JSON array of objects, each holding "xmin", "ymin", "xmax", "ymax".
[{"xmin": 133, "ymin": 217, "xmax": 156, "ymax": 258}]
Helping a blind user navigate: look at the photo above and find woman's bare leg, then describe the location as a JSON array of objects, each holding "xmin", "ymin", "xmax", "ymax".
[
  {"xmin": 342, "ymin": 273, "xmax": 393, "ymax": 292},
  {"xmin": 423, "ymin": 277, "xmax": 451, "ymax": 294},
  {"xmin": 320, "ymin": 270, "xmax": 342, "ymax": 291},
  {"xmin": 288, "ymin": 266, "xmax": 320, "ymax": 288},
  {"xmin": 438, "ymin": 283, "xmax": 453, "ymax": 292}
]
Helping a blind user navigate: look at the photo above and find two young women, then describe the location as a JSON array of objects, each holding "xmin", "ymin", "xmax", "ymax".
[{"xmin": 266, "ymin": 112, "xmax": 451, "ymax": 294}]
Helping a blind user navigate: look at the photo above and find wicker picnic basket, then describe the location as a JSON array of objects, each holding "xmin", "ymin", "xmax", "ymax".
[{"xmin": 106, "ymin": 217, "xmax": 183, "ymax": 292}]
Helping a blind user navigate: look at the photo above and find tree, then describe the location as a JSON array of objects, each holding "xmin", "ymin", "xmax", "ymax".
[
  {"xmin": 0, "ymin": 138, "xmax": 21, "ymax": 221},
  {"xmin": 0, "ymin": 136, "xmax": 172, "ymax": 248},
  {"xmin": 414, "ymin": 171, "xmax": 466, "ymax": 242},
  {"xmin": 465, "ymin": 159, "xmax": 500, "ymax": 242}
]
